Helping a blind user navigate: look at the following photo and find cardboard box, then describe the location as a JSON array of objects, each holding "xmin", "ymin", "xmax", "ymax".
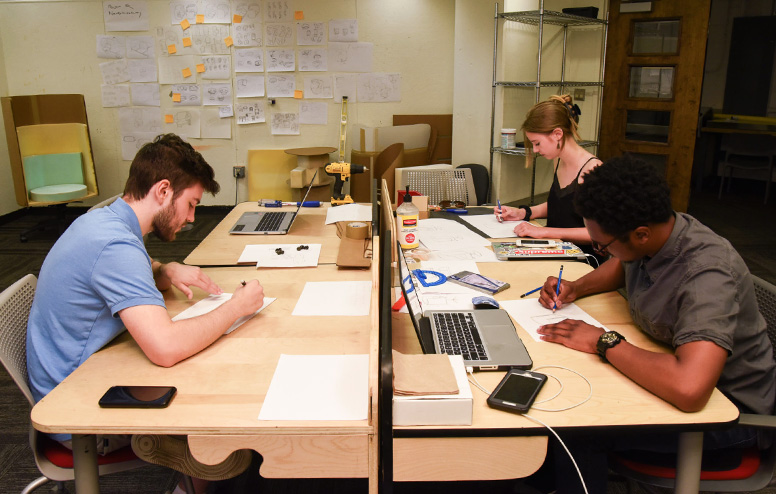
[{"xmin": 393, "ymin": 355, "xmax": 473, "ymax": 426}]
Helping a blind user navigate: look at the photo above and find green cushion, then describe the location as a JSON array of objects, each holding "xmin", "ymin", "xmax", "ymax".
[
  {"xmin": 29, "ymin": 184, "xmax": 88, "ymax": 203},
  {"xmin": 22, "ymin": 153, "xmax": 85, "ymax": 192}
]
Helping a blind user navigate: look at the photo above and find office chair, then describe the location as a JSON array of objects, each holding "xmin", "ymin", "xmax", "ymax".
[
  {"xmin": 0, "ymin": 274, "xmax": 146, "ymax": 494},
  {"xmin": 610, "ymin": 275, "xmax": 776, "ymax": 492},
  {"xmin": 717, "ymin": 134, "xmax": 775, "ymax": 205},
  {"xmin": 456, "ymin": 164, "xmax": 490, "ymax": 205}
]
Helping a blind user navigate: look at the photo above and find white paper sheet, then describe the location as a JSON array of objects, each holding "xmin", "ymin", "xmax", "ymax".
[
  {"xmin": 270, "ymin": 113, "xmax": 299, "ymax": 135},
  {"xmin": 417, "ymin": 218, "xmax": 489, "ymax": 251},
  {"xmin": 120, "ymin": 132, "xmax": 157, "ymax": 160},
  {"xmin": 292, "ymin": 281, "xmax": 372, "ymax": 316},
  {"xmin": 235, "ymin": 101, "xmax": 265, "ymax": 124},
  {"xmin": 202, "ymin": 83, "xmax": 233, "ymax": 106},
  {"xmin": 102, "ymin": 84, "xmax": 130, "ymax": 107},
  {"xmin": 97, "ymin": 35, "xmax": 126, "ymax": 59},
  {"xmin": 163, "ymin": 108, "xmax": 201, "ymax": 138},
  {"xmin": 201, "ymin": 55, "xmax": 231, "ymax": 79},
  {"xmin": 128, "ymin": 59, "xmax": 158, "ymax": 82},
  {"xmin": 103, "ymin": 0, "xmax": 149, "ymax": 32},
  {"xmin": 99, "ymin": 59, "xmax": 130, "ymax": 85},
  {"xmin": 460, "ymin": 214, "xmax": 523, "ymax": 238},
  {"xmin": 235, "ymin": 48, "xmax": 264, "ymax": 72},
  {"xmin": 500, "ymin": 299, "xmax": 610, "ymax": 342},
  {"xmin": 304, "ymin": 76, "xmax": 333, "ymax": 97},
  {"xmin": 158, "ymin": 55, "xmax": 196, "ymax": 84},
  {"xmin": 299, "ymin": 102, "xmax": 327, "ymax": 125},
  {"xmin": 297, "ymin": 22, "xmax": 326, "ymax": 46},
  {"xmin": 267, "ymin": 74, "xmax": 295, "ymax": 97},
  {"xmin": 299, "ymin": 49, "xmax": 328, "ymax": 72},
  {"xmin": 258, "ymin": 354, "xmax": 369, "ymax": 421},
  {"xmin": 357, "ymin": 73, "xmax": 401, "ymax": 102},
  {"xmin": 329, "ymin": 19, "xmax": 358, "ymax": 42},
  {"xmin": 238, "ymin": 243, "xmax": 322, "ymax": 267},
  {"xmin": 235, "ymin": 74, "xmax": 265, "ymax": 97},
  {"xmin": 200, "ymin": 107, "xmax": 232, "ymax": 139},
  {"xmin": 264, "ymin": 1, "xmax": 292, "ymax": 22},
  {"xmin": 328, "ymin": 42, "xmax": 373, "ymax": 72},
  {"xmin": 265, "ymin": 23, "xmax": 293, "ymax": 46},
  {"xmin": 324, "ymin": 203, "xmax": 372, "ymax": 225},
  {"xmin": 232, "ymin": 23, "xmax": 263, "ymax": 47},
  {"xmin": 266, "ymin": 48, "xmax": 295, "ymax": 72},
  {"xmin": 171, "ymin": 293, "xmax": 276, "ymax": 334}
]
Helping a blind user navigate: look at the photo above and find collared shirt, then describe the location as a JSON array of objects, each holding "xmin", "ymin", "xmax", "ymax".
[{"xmin": 624, "ymin": 212, "xmax": 775, "ymax": 415}]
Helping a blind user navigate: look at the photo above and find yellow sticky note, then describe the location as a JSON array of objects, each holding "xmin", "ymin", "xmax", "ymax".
[
  {"xmin": 165, "ymin": 114, "xmax": 174, "ymax": 123},
  {"xmin": 180, "ymin": 19, "xmax": 190, "ymax": 30},
  {"xmin": 294, "ymin": 90, "xmax": 303, "ymax": 99},
  {"xmin": 182, "ymin": 67, "xmax": 192, "ymax": 78},
  {"xmin": 172, "ymin": 93, "xmax": 181, "ymax": 102},
  {"xmin": 196, "ymin": 63, "xmax": 206, "ymax": 73},
  {"xmin": 182, "ymin": 37, "xmax": 192, "ymax": 47},
  {"xmin": 224, "ymin": 36, "xmax": 234, "ymax": 47},
  {"xmin": 294, "ymin": 11, "xmax": 304, "ymax": 20},
  {"xmin": 167, "ymin": 44, "xmax": 177, "ymax": 54},
  {"xmin": 196, "ymin": 14, "xmax": 204, "ymax": 24},
  {"xmin": 233, "ymin": 14, "xmax": 242, "ymax": 23}
]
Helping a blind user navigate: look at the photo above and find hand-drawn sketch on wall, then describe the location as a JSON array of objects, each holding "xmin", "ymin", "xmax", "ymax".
[
  {"xmin": 119, "ymin": 107, "xmax": 162, "ymax": 134},
  {"xmin": 299, "ymin": 48, "xmax": 327, "ymax": 72},
  {"xmin": 127, "ymin": 36, "xmax": 155, "ymax": 58},
  {"xmin": 334, "ymin": 73, "xmax": 357, "ymax": 103},
  {"xmin": 202, "ymin": 0, "xmax": 231, "ymax": 23},
  {"xmin": 189, "ymin": 25, "xmax": 231, "ymax": 54},
  {"xmin": 203, "ymin": 83, "xmax": 233, "ymax": 105},
  {"xmin": 329, "ymin": 19, "xmax": 357, "ymax": 42},
  {"xmin": 271, "ymin": 112, "xmax": 300, "ymax": 135},
  {"xmin": 97, "ymin": 35, "xmax": 126, "ymax": 59},
  {"xmin": 357, "ymin": 73, "xmax": 401, "ymax": 102},
  {"xmin": 128, "ymin": 59, "xmax": 158, "ymax": 82},
  {"xmin": 103, "ymin": 0, "xmax": 149, "ymax": 32},
  {"xmin": 236, "ymin": 101, "xmax": 266, "ymax": 124},
  {"xmin": 201, "ymin": 55, "xmax": 231, "ymax": 79},
  {"xmin": 219, "ymin": 105, "xmax": 234, "ymax": 118},
  {"xmin": 235, "ymin": 48, "xmax": 264, "ymax": 72},
  {"xmin": 100, "ymin": 59, "xmax": 130, "ymax": 85},
  {"xmin": 172, "ymin": 84, "xmax": 202, "ymax": 106},
  {"xmin": 102, "ymin": 84, "xmax": 130, "ymax": 107},
  {"xmin": 304, "ymin": 76, "xmax": 333, "ymax": 99},
  {"xmin": 201, "ymin": 107, "xmax": 231, "ymax": 138},
  {"xmin": 267, "ymin": 74, "xmax": 295, "ymax": 97},
  {"xmin": 265, "ymin": 23, "xmax": 293, "ymax": 46},
  {"xmin": 170, "ymin": 0, "xmax": 197, "ymax": 25},
  {"xmin": 328, "ymin": 42, "xmax": 373, "ymax": 72},
  {"xmin": 121, "ymin": 132, "xmax": 157, "ymax": 160},
  {"xmin": 155, "ymin": 26, "xmax": 185, "ymax": 56},
  {"xmin": 164, "ymin": 109, "xmax": 201, "ymax": 138},
  {"xmin": 233, "ymin": 23, "xmax": 262, "ymax": 46},
  {"xmin": 297, "ymin": 22, "xmax": 325, "ymax": 46},
  {"xmin": 266, "ymin": 48, "xmax": 294, "ymax": 72},
  {"xmin": 130, "ymin": 83, "xmax": 161, "ymax": 106},
  {"xmin": 236, "ymin": 74, "xmax": 265, "ymax": 97},
  {"xmin": 299, "ymin": 102, "xmax": 327, "ymax": 125},
  {"xmin": 264, "ymin": 0, "xmax": 292, "ymax": 22},
  {"xmin": 158, "ymin": 55, "xmax": 196, "ymax": 84},
  {"xmin": 232, "ymin": 0, "xmax": 262, "ymax": 21}
]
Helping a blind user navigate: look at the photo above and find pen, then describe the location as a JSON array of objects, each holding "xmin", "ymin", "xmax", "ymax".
[
  {"xmin": 520, "ymin": 286, "xmax": 542, "ymax": 298},
  {"xmin": 241, "ymin": 280, "xmax": 246, "ymax": 286},
  {"xmin": 444, "ymin": 208, "xmax": 468, "ymax": 214},
  {"xmin": 497, "ymin": 199, "xmax": 503, "ymax": 223},
  {"xmin": 553, "ymin": 264, "xmax": 563, "ymax": 311}
]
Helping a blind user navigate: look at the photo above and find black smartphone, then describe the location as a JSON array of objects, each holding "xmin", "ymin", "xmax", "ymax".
[
  {"xmin": 487, "ymin": 369, "xmax": 547, "ymax": 413},
  {"xmin": 448, "ymin": 271, "xmax": 510, "ymax": 295},
  {"xmin": 98, "ymin": 386, "xmax": 177, "ymax": 408}
]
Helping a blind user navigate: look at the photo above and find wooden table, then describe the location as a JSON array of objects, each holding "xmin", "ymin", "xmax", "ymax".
[
  {"xmin": 184, "ymin": 202, "xmax": 342, "ymax": 266},
  {"xmin": 31, "ymin": 262, "xmax": 380, "ymax": 493},
  {"xmin": 391, "ymin": 260, "xmax": 739, "ymax": 493}
]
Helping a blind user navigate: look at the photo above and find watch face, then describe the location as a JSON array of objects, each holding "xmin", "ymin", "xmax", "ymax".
[{"xmin": 601, "ymin": 332, "xmax": 619, "ymax": 345}]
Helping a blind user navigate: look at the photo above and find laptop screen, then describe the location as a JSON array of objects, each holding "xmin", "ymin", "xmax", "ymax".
[{"xmin": 397, "ymin": 245, "xmax": 425, "ymax": 333}]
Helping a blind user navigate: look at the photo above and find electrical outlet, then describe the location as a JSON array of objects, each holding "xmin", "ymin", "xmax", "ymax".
[
  {"xmin": 573, "ymin": 88, "xmax": 586, "ymax": 101},
  {"xmin": 233, "ymin": 165, "xmax": 245, "ymax": 178}
]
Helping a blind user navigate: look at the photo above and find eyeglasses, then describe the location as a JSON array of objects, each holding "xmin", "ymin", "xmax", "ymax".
[
  {"xmin": 591, "ymin": 237, "xmax": 618, "ymax": 255},
  {"xmin": 439, "ymin": 200, "xmax": 466, "ymax": 209}
]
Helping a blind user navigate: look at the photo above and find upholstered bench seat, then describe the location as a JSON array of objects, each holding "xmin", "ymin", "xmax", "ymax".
[{"xmin": 29, "ymin": 183, "xmax": 88, "ymax": 203}]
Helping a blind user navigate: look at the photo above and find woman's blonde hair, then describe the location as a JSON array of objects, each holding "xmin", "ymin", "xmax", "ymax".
[{"xmin": 521, "ymin": 95, "xmax": 581, "ymax": 157}]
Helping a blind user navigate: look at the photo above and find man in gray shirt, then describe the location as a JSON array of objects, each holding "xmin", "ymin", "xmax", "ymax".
[{"xmin": 534, "ymin": 154, "xmax": 775, "ymax": 494}]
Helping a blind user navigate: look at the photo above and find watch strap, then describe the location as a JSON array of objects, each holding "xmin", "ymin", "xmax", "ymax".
[{"xmin": 518, "ymin": 205, "xmax": 532, "ymax": 221}]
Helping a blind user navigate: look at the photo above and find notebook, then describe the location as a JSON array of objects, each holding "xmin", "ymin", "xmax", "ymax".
[
  {"xmin": 397, "ymin": 246, "xmax": 532, "ymax": 371},
  {"xmin": 229, "ymin": 170, "xmax": 318, "ymax": 235},
  {"xmin": 491, "ymin": 241, "xmax": 587, "ymax": 261}
]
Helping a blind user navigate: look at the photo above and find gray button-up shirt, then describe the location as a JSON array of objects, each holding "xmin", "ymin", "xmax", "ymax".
[{"xmin": 624, "ymin": 212, "xmax": 775, "ymax": 415}]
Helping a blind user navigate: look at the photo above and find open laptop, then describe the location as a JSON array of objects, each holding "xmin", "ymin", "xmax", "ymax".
[
  {"xmin": 229, "ymin": 170, "xmax": 318, "ymax": 235},
  {"xmin": 397, "ymin": 246, "xmax": 532, "ymax": 371}
]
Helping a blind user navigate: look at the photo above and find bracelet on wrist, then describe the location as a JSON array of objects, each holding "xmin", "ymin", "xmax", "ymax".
[{"xmin": 518, "ymin": 205, "xmax": 532, "ymax": 221}]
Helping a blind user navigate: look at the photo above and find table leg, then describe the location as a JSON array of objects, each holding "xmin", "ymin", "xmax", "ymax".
[
  {"xmin": 71, "ymin": 434, "xmax": 100, "ymax": 494},
  {"xmin": 675, "ymin": 431, "xmax": 703, "ymax": 494}
]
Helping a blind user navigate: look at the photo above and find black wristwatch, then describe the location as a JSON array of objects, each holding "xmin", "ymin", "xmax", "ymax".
[
  {"xmin": 596, "ymin": 331, "xmax": 625, "ymax": 362},
  {"xmin": 518, "ymin": 205, "xmax": 532, "ymax": 221}
]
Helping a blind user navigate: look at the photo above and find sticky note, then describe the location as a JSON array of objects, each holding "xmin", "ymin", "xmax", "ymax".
[
  {"xmin": 172, "ymin": 93, "xmax": 181, "ymax": 102},
  {"xmin": 182, "ymin": 37, "xmax": 192, "ymax": 47},
  {"xmin": 167, "ymin": 44, "xmax": 177, "ymax": 54},
  {"xmin": 180, "ymin": 19, "xmax": 190, "ymax": 30},
  {"xmin": 224, "ymin": 36, "xmax": 234, "ymax": 47},
  {"xmin": 233, "ymin": 14, "xmax": 242, "ymax": 23},
  {"xmin": 196, "ymin": 63, "xmax": 206, "ymax": 73},
  {"xmin": 294, "ymin": 11, "xmax": 304, "ymax": 20},
  {"xmin": 294, "ymin": 90, "xmax": 303, "ymax": 99},
  {"xmin": 182, "ymin": 67, "xmax": 192, "ymax": 78},
  {"xmin": 165, "ymin": 114, "xmax": 174, "ymax": 123},
  {"xmin": 196, "ymin": 14, "xmax": 204, "ymax": 24}
]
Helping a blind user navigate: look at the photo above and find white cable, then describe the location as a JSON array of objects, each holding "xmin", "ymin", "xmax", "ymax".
[
  {"xmin": 523, "ymin": 412, "xmax": 589, "ymax": 494},
  {"xmin": 467, "ymin": 367, "xmax": 491, "ymax": 395},
  {"xmin": 583, "ymin": 253, "xmax": 600, "ymax": 268},
  {"xmin": 531, "ymin": 365, "xmax": 593, "ymax": 412}
]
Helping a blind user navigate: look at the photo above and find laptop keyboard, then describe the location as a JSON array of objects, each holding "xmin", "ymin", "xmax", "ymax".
[
  {"xmin": 254, "ymin": 212, "xmax": 286, "ymax": 232},
  {"xmin": 433, "ymin": 312, "xmax": 489, "ymax": 361}
]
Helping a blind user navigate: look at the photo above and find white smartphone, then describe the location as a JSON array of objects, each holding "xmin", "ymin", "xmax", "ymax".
[{"xmin": 514, "ymin": 239, "xmax": 557, "ymax": 248}]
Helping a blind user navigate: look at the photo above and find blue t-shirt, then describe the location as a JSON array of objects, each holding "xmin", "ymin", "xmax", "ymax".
[{"xmin": 27, "ymin": 198, "xmax": 165, "ymax": 426}]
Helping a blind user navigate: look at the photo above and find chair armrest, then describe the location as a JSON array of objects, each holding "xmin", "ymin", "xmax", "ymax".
[{"xmin": 739, "ymin": 413, "xmax": 776, "ymax": 429}]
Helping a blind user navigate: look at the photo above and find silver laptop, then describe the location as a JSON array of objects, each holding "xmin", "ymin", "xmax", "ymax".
[
  {"xmin": 229, "ymin": 170, "xmax": 318, "ymax": 235},
  {"xmin": 398, "ymin": 246, "xmax": 533, "ymax": 371}
]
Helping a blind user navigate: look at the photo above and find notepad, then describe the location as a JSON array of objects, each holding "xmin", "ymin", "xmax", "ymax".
[{"xmin": 172, "ymin": 293, "xmax": 276, "ymax": 334}]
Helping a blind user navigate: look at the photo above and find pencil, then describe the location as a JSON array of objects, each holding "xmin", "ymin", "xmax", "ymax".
[
  {"xmin": 520, "ymin": 286, "xmax": 542, "ymax": 298},
  {"xmin": 553, "ymin": 265, "xmax": 563, "ymax": 311},
  {"xmin": 497, "ymin": 199, "xmax": 503, "ymax": 223}
]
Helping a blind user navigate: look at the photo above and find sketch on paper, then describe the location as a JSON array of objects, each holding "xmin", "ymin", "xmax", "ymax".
[
  {"xmin": 264, "ymin": 0, "xmax": 292, "ymax": 22},
  {"xmin": 126, "ymin": 36, "xmax": 155, "ymax": 59},
  {"xmin": 99, "ymin": 59, "xmax": 130, "ymax": 85},
  {"xmin": 329, "ymin": 19, "xmax": 357, "ymax": 42},
  {"xmin": 158, "ymin": 55, "xmax": 195, "ymax": 84},
  {"xmin": 104, "ymin": 1, "xmax": 149, "ymax": 32},
  {"xmin": 155, "ymin": 26, "xmax": 183, "ymax": 56},
  {"xmin": 165, "ymin": 109, "xmax": 201, "ymax": 138},
  {"xmin": 299, "ymin": 102, "xmax": 327, "ymax": 125},
  {"xmin": 328, "ymin": 42, "xmax": 372, "ymax": 72},
  {"xmin": 333, "ymin": 73, "xmax": 357, "ymax": 103},
  {"xmin": 425, "ymin": 247, "xmax": 500, "ymax": 263},
  {"xmin": 130, "ymin": 83, "xmax": 160, "ymax": 106},
  {"xmin": 357, "ymin": 73, "xmax": 401, "ymax": 103},
  {"xmin": 235, "ymin": 48, "xmax": 264, "ymax": 72},
  {"xmin": 297, "ymin": 22, "xmax": 325, "ymax": 46},
  {"xmin": 97, "ymin": 35, "xmax": 126, "ymax": 59},
  {"xmin": 121, "ymin": 132, "xmax": 157, "ymax": 160},
  {"xmin": 266, "ymin": 48, "xmax": 294, "ymax": 72},
  {"xmin": 271, "ymin": 113, "xmax": 300, "ymax": 135},
  {"xmin": 235, "ymin": 74, "xmax": 265, "ymax": 97},
  {"xmin": 298, "ymin": 48, "xmax": 327, "ymax": 72},
  {"xmin": 203, "ymin": 83, "xmax": 233, "ymax": 105},
  {"xmin": 266, "ymin": 74, "xmax": 295, "ymax": 97},
  {"xmin": 201, "ymin": 107, "xmax": 231, "ymax": 138},
  {"xmin": 265, "ymin": 23, "xmax": 293, "ymax": 46},
  {"xmin": 235, "ymin": 101, "xmax": 266, "ymax": 124},
  {"xmin": 232, "ymin": 0, "xmax": 262, "ymax": 21},
  {"xmin": 101, "ymin": 85, "xmax": 130, "ymax": 107},
  {"xmin": 219, "ymin": 105, "xmax": 234, "ymax": 118},
  {"xmin": 189, "ymin": 25, "xmax": 231, "ymax": 54},
  {"xmin": 172, "ymin": 84, "xmax": 202, "ymax": 106},
  {"xmin": 170, "ymin": 0, "xmax": 197, "ymax": 25},
  {"xmin": 303, "ymin": 76, "xmax": 332, "ymax": 99},
  {"xmin": 128, "ymin": 59, "xmax": 157, "ymax": 83},
  {"xmin": 202, "ymin": 0, "xmax": 231, "ymax": 23},
  {"xmin": 118, "ymin": 107, "xmax": 162, "ymax": 134},
  {"xmin": 201, "ymin": 55, "xmax": 231, "ymax": 79},
  {"xmin": 232, "ymin": 23, "xmax": 262, "ymax": 46}
]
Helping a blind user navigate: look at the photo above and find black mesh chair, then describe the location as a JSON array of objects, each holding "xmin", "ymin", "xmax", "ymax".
[{"xmin": 456, "ymin": 164, "xmax": 490, "ymax": 205}]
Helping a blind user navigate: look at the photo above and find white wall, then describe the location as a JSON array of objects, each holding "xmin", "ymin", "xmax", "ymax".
[{"xmin": 0, "ymin": 0, "xmax": 456, "ymax": 214}]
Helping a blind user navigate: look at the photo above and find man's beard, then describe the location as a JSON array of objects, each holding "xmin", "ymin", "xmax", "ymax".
[{"xmin": 151, "ymin": 202, "xmax": 181, "ymax": 242}]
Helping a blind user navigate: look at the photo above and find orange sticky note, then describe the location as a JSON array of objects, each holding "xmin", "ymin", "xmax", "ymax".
[
  {"xmin": 167, "ymin": 44, "xmax": 177, "ymax": 54},
  {"xmin": 294, "ymin": 11, "xmax": 304, "ymax": 20},
  {"xmin": 233, "ymin": 14, "xmax": 242, "ymax": 23},
  {"xmin": 294, "ymin": 90, "xmax": 303, "ymax": 99},
  {"xmin": 196, "ymin": 14, "xmax": 204, "ymax": 24},
  {"xmin": 180, "ymin": 19, "xmax": 190, "ymax": 30},
  {"xmin": 182, "ymin": 67, "xmax": 192, "ymax": 78},
  {"xmin": 182, "ymin": 37, "xmax": 192, "ymax": 47},
  {"xmin": 196, "ymin": 63, "xmax": 206, "ymax": 73},
  {"xmin": 172, "ymin": 93, "xmax": 181, "ymax": 102},
  {"xmin": 224, "ymin": 36, "xmax": 234, "ymax": 47},
  {"xmin": 165, "ymin": 114, "xmax": 174, "ymax": 123}
]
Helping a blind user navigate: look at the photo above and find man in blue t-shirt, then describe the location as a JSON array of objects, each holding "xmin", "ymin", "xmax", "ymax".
[{"xmin": 27, "ymin": 134, "xmax": 264, "ymax": 493}]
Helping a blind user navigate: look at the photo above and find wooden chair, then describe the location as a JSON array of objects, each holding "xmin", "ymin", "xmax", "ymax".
[{"xmin": 717, "ymin": 134, "xmax": 775, "ymax": 205}]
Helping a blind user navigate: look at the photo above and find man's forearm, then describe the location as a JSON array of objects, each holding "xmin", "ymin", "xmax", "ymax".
[
  {"xmin": 152, "ymin": 260, "xmax": 172, "ymax": 291},
  {"xmin": 575, "ymin": 257, "xmax": 625, "ymax": 297}
]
